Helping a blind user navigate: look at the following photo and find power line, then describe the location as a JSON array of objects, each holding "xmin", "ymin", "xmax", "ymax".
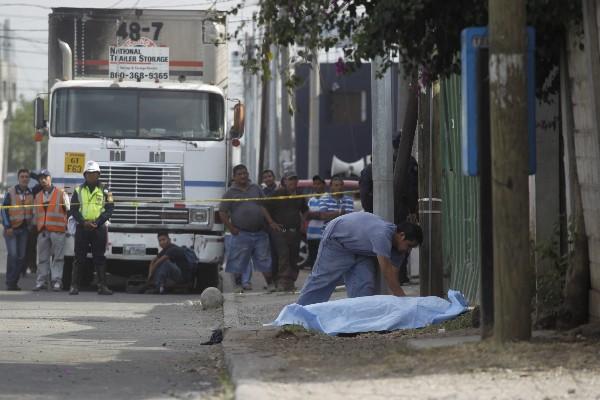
[
  {"xmin": 5, "ymin": 28, "xmax": 47, "ymax": 32},
  {"xmin": 0, "ymin": 13, "xmax": 46, "ymax": 19},
  {"xmin": 0, "ymin": 35, "xmax": 46, "ymax": 44},
  {"xmin": 0, "ymin": 3, "xmax": 50, "ymax": 10}
]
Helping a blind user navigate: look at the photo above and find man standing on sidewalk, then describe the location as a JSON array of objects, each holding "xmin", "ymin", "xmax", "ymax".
[
  {"xmin": 296, "ymin": 212, "xmax": 422, "ymax": 306},
  {"xmin": 2, "ymin": 169, "xmax": 34, "ymax": 291},
  {"xmin": 304, "ymin": 175, "xmax": 327, "ymax": 269},
  {"xmin": 266, "ymin": 171, "xmax": 308, "ymax": 292},
  {"xmin": 219, "ymin": 164, "xmax": 280, "ymax": 291},
  {"xmin": 32, "ymin": 169, "xmax": 70, "ymax": 291},
  {"xmin": 69, "ymin": 161, "xmax": 114, "ymax": 295}
]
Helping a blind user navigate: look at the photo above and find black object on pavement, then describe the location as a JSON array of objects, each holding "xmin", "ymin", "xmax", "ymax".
[{"xmin": 201, "ymin": 328, "xmax": 223, "ymax": 345}]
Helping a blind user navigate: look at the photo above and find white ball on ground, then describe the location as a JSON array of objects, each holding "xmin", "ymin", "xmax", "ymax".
[{"xmin": 200, "ymin": 287, "xmax": 224, "ymax": 310}]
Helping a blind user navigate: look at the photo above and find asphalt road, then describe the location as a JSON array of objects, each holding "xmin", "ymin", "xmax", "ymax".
[{"xmin": 0, "ymin": 240, "xmax": 227, "ymax": 400}]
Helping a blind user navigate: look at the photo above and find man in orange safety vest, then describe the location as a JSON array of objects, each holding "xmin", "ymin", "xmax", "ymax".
[{"xmin": 32, "ymin": 169, "xmax": 70, "ymax": 291}]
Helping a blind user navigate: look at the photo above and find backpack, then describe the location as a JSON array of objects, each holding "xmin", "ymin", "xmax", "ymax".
[{"xmin": 181, "ymin": 246, "xmax": 200, "ymax": 271}]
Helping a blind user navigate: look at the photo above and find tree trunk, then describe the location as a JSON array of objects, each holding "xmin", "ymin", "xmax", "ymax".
[
  {"xmin": 489, "ymin": 0, "xmax": 532, "ymax": 342},
  {"xmin": 559, "ymin": 38, "xmax": 590, "ymax": 329},
  {"xmin": 393, "ymin": 74, "xmax": 418, "ymax": 224}
]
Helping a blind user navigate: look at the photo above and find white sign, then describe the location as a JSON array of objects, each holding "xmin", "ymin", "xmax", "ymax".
[{"xmin": 109, "ymin": 46, "xmax": 170, "ymax": 81}]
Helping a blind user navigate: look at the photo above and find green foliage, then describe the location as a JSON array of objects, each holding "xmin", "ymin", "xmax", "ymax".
[
  {"xmin": 7, "ymin": 96, "xmax": 47, "ymax": 174},
  {"xmin": 236, "ymin": 0, "xmax": 582, "ymax": 99},
  {"xmin": 533, "ymin": 221, "xmax": 574, "ymax": 328}
]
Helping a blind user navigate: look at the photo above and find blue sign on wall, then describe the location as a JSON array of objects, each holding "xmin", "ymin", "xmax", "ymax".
[{"xmin": 461, "ymin": 27, "xmax": 536, "ymax": 176}]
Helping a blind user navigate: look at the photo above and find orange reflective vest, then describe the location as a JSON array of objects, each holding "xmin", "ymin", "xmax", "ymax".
[
  {"xmin": 7, "ymin": 186, "xmax": 33, "ymax": 228},
  {"xmin": 34, "ymin": 187, "xmax": 67, "ymax": 233}
]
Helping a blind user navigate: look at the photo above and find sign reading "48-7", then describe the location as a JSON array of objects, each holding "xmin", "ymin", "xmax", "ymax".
[{"xmin": 108, "ymin": 46, "xmax": 170, "ymax": 81}]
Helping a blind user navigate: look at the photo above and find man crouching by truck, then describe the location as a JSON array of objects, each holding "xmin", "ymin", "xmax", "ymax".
[
  {"xmin": 69, "ymin": 161, "xmax": 114, "ymax": 295},
  {"xmin": 296, "ymin": 212, "xmax": 423, "ymax": 306},
  {"xmin": 146, "ymin": 232, "xmax": 192, "ymax": 294}
]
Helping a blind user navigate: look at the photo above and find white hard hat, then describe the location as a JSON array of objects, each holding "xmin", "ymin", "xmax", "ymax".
[{"xmin": 84, "ymin": 160, "xmax": 101, "ymax": 174}]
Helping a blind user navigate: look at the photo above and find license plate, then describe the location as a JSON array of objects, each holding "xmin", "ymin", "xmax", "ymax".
[
  {"xmin": 64, "ymin": 152, "xmax": 86, "ymax": 173},
  {"xmin": 123, "ymin": 244, "xmax": 146, "ymax": 256}
]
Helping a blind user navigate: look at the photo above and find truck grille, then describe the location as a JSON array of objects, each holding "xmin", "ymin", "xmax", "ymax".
[
  {"xmin": 111, "ymin": 205, "xmax": 189, "ymax": 225},
  {"xmin": 99, "ymin": 163, "xmax": 183, "ymax": 200}
]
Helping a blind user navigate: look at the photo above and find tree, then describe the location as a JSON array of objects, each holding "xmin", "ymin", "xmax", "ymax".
[
  {"xmin": 7, "ymin": 97, "xmax": 47, "ymax": 173},
  {"xmin": 240, "ymin": 0, "xmax": 581, "ymax": 99}
]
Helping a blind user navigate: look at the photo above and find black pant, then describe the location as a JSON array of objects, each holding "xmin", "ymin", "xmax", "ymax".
[
  {"xmin": 72, "ymin": 225, "xmax": 107, "ymax": 286},
  {"xmin": 272, "ymin": 230, "xmax": 301, "ymax": 289}
]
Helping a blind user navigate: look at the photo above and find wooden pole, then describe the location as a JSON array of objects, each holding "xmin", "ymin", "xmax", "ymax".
[{"xmin": 489, "ymin": 0, "xmax": 532, "ymax": 342}]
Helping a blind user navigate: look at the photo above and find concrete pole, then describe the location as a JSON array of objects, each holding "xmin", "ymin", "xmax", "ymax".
[
  {"xmin": 371, "ymin": 57, "xmax": 395, "ymax": 294},
  {"xmin": 280, "ymin": 46, "xmax": 294, "ymax": 172},
  {"xmin": 308, "ymin": 49, "xmax": 320, "ymax": 177},
  {"xmin": 268, "ymin": 45, "xmax": 279, "ymax": 176}
]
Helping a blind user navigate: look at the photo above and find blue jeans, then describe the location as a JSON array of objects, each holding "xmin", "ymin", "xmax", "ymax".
[
  {"xmin": 225, "ymin": 230, "xmax": 272, "ymax": 274},
  {"xmin": 154, "ymin": 259, "xmax": 183, "ymax": 287},
  {"xmin": 4, "ymin": 226, "xmax": 29, "ymax": 287}
]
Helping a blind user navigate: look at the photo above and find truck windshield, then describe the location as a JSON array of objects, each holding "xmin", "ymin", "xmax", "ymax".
[{"xmin": 51, "ymin": 88, "xmax": 224, "ymax": 140}]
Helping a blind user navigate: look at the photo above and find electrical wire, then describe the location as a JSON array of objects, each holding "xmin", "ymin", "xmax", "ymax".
[{"xmin": 0, "ymin": 3, "xmax": 50, "ymax": 10}]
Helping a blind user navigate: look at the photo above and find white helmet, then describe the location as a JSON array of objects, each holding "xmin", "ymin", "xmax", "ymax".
[{"xmin": 84, "ymin": 160, "xmax": 101, "ymax": 174}]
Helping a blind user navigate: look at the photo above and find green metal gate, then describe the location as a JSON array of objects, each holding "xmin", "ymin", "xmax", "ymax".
[{"xmin": 440, "ymin": 75, "xmax": 481, "ymax": 304}]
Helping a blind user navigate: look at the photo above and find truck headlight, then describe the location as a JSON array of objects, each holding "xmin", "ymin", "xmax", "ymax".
[{"xmin": 190, "ymin": 208, "xmax": 210, "ymax": 224}]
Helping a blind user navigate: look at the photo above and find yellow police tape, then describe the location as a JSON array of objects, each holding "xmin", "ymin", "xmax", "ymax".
[{"xmin": 0, "ymin": 190, "xmax": 360, "ymax": 210}]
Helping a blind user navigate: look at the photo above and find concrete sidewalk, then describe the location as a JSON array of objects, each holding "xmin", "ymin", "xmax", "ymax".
[{"xmin": 220, "ymin": 276, "xmax": 600, "ymax": 400}]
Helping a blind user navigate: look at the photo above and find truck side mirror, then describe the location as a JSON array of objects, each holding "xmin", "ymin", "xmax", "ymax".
[
  {"xmin": 230, "ymin": 102, "xmax": 245, "ymax": 139},
  {"xmin": 33, "ymin": 97, "xmax": 46, "ymax": 130}
]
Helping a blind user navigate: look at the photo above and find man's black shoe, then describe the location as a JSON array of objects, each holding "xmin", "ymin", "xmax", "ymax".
[{"xmin": 6, "ymin": 285, "xmax": 21, "ymax": 291}]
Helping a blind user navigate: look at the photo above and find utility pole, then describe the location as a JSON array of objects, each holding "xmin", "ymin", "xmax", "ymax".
[
  {"xmin": 280, "ymin": 46, "xmax": 294, "ymax": 173},
  {"xmin": 417, "ymin": 84, "xmax": 443, "ymax": 297},
  {"xmin": 371, "ymin": 57, "xmax": 394, "ymax": 294},
  {"xmin": 489, "ymin": 0, "xmax": 532, "ymax": 342},
  {"xmin": 308, "ymin": 49, "xmax": 320, "ymax": 177},
  {"xmin": 268, "ymin": 45, "xmax": 279, "ymax": 176}
]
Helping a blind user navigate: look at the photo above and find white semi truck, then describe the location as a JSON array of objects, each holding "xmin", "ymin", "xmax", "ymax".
[{"xmin": 34, "ymin": 8, "xmax": 243, "ymax": 289}]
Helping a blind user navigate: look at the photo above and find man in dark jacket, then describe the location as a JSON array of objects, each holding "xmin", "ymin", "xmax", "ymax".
[{"xmin": 265, "ymin": 171, "xmax": 308, "ymax": 291}]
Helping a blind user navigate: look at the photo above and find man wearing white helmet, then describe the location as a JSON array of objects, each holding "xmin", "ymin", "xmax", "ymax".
[{"xmin": 68, "ymin": 160, "xmax": 114, "ymax": 295}]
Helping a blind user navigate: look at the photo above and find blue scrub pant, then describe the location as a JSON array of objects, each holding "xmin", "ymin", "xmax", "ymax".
[{"xmin": 296, "ymin": 235, "xmax": 377, "ymax": 306}]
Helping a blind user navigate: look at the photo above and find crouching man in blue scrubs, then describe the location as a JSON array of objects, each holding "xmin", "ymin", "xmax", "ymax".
[{"xmin": 296, "ymin": 211, "xmax": 423, "ymax": 306}]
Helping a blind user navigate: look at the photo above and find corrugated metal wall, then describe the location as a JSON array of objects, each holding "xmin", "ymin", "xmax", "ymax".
[{"xmin": 440, "ymin": 75, "xmax": 481, "ymax": 304}]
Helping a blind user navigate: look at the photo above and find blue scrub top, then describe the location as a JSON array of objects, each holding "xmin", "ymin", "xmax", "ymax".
[{"xmin": 327, "ymin": 211, "xmax": 407, "ymax": 265}]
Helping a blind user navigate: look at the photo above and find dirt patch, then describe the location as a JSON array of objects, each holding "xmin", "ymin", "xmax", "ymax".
[{"xmin": 247, "ymin": 313, "xmax": 600, "ymax": 383}]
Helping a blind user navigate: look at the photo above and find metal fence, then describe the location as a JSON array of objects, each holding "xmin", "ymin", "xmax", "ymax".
[{"xmin": 440, "ymin": 75, "xmax": 481, "ymax": 304}]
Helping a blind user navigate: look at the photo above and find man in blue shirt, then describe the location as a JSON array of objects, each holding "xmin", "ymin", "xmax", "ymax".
[
  {"xmin": 296, "ymin": 212, "xmax": 422, "ymax": 306},
  {"xmin": 2, "ymin": 169, "xmax": 34, "ymax": 291},
  {"xmin": 319, "ymin": 176, "xmax": 354, "ymax": 223}
]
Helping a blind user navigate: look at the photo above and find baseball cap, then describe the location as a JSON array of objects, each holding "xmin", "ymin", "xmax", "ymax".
[{"xmin": 39, "ymin": 169, "xmax": 51, "ymax": 177}]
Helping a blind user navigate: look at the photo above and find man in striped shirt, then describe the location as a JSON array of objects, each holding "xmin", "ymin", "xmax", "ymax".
[
  {"xmin": 319, "ymin": 176, "xmax": 354, "ymax": 223},
  {"xmin": 305, "ymin": 175, "xmax": 327, "ymax": 269}
]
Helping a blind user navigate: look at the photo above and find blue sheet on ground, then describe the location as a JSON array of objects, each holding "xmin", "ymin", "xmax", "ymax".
[{"xmin": 266, "ymin": 290, "xmax": 469, "ymax": 335}]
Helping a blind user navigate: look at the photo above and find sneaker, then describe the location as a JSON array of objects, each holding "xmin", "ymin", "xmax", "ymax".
[
  {"xmin": 52, "ymin": 281, "xmax": 62, "ymax": 292},
  {"xmin": 69, "ymin": 286, "xmax": 79, "ymax": 295},
  {"xmin": 32, "ymin": 284, "xmax": 47, "ymax": 292},
  {"xmin": 242, "ymin": 283, "xmax": 252, "ymax": 291}
]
